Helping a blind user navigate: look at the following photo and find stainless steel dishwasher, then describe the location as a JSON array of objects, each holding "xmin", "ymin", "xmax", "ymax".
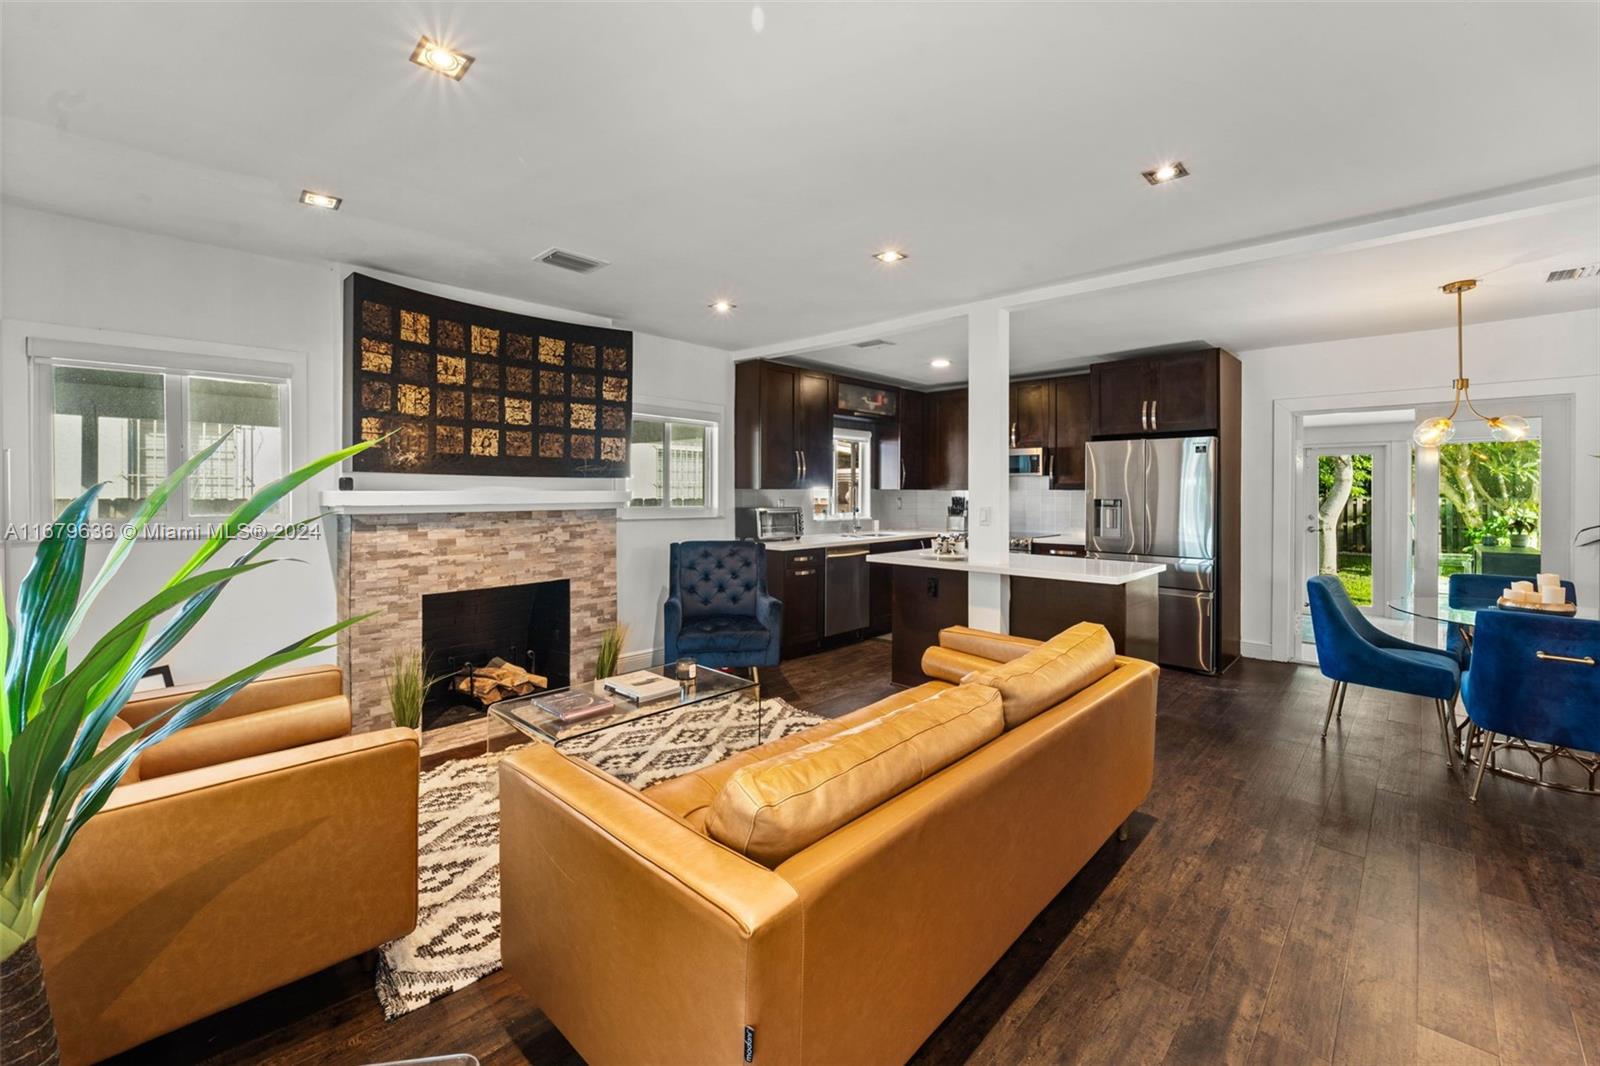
[{"xmin": 824, "ymin": 547, "xmax": 871, "ymax": 636}]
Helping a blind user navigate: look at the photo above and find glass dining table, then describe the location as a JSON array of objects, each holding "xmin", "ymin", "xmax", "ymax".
[{"xmin": 1386, "ymin": 594, "xmax": 1598, "ymax": 632}]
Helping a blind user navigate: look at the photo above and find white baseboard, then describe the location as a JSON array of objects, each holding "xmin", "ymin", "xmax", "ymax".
[
  {"xmin": 1240, "ymin": 640, "xmax": 1277, "ymax": 661},
  {"xmin": 618, "ymin": 648, "xmax": 661, "ymax": 672}
]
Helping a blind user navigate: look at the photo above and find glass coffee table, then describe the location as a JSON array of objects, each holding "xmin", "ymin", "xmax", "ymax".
[{"xmin": 486, "ymin": 665, "xmax": 761, "ymax": 745}]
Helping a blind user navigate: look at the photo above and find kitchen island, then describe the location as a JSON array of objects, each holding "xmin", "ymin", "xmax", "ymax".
[{"xmin": 868, "ymin": 549, "xmax": 1165, "ymax": 685}]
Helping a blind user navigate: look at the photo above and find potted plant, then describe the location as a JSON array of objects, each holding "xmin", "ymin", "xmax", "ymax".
[
  {"xmin": 0, "ymin": 434, "xmax": 374, "ymax": 1065},
  {"xmin": 385, "ymin": 649, "xmax": 439, "ymax": 733},
  {"xmin": 1505, "ymin": 502, "xmax": 1539, "ymax": 549},
  {"xmin": 594, "ymin": 623, "xmax": 627, "ymax": 680}
]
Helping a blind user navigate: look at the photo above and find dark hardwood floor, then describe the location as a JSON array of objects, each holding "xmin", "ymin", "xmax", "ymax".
[{"xmin": 112, "ymin": 641, "xmax": 1598, "ymax": 1066}]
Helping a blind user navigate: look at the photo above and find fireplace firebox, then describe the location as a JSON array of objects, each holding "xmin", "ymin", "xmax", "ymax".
[{"xmin": 420, "ymin": 579, "xmax": 570, "ymax": 730}]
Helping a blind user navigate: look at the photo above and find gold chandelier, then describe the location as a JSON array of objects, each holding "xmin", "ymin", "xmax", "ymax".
[{"xmin": 1412, "ymin": 279, "xmax": 1529, "ymax": 448}]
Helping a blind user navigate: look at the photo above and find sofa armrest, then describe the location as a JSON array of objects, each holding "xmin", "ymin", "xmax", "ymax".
[
  {"xmin": 499, "ymin": 745, "xmax": 803, "ymax": 1066},
  {"xmin": 134, "ymin": 695, "xmax": 351, "ymax": 779},
  {"xmin": 38, "ymin": 728, "xmax": 419, "ymax": 1066},
  {"xmin": 920, "ymin": 645, "xmax": 1002, "ymax": 684},
  {"xmin": 119, "ymin": 663, "xmax": 345, "ymax": 728},
  {"xmin": 937, "ymin": 626, "xmax": 1042, "ymax": 663}
]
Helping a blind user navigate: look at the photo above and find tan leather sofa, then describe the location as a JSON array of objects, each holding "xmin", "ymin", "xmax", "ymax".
[
  {"xmin": 37, "ymin": 665, "xmax": 420, "ymax": 1065},
  {"xmin": 500, "ymin": 624, "xmax": 1158, "ymax": 1066}
]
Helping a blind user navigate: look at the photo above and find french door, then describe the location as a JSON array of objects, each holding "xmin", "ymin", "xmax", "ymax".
[{"xmin": 1298, "ymin": 445, "xmax": 1391, "ymax": 648}]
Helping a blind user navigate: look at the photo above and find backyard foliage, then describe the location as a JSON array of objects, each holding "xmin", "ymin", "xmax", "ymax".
[{"xmin": 1438, "ymin": 439, "xmax": 1541, "ymax": 547}]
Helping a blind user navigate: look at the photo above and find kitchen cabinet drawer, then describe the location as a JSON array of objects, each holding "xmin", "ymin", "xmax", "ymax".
[{"xmin": 1030, "ymin": 543, "xmax": 1085, "ymax": 558}]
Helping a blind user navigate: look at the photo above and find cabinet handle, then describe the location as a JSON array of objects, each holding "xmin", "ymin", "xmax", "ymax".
[
  {"xmin": 791, "ymin": 568, "xmax": 815, "ymax": 577},
  {"xmin": 1151, "ymin": 399, "xmax": 1158, "ymax": 430},
  {"xmin": 1140, "ymin": 400, "xmax": 1148, "ymax": 430}
]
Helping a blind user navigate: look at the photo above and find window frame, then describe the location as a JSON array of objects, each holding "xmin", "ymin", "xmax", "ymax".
[
  {"xmin": 28, "ymin": 341, "xmax": 295, "ymax": 527},
  {"xmin": 828, "ymin": 427, "xmax": 873, "ymax": 520},
  {"xmin": 621, "ymin": 406, "xmax": 720, "ymax": 521}
]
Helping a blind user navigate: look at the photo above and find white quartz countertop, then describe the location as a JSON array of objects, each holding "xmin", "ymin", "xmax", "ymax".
[
  {"xmin": 867, "ymin": 548, "xmax": 1164, "ymax": 585},
  {"xmin": 1033, "ymin": 531, "xmax": 1087, "ymax": 547},
  {"xmin": 760, "ymin": 531, "xmax": 943, "ymax": 552}
]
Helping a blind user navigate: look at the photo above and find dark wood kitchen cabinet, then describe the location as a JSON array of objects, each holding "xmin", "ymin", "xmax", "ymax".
[
  {"xmin": 735, "ymin": 360, "xmax": 834, "ymax": 489},
  {"xmin": 924, "ymin": 389, "xmax": 968, "ymax": 489},
  {"xmin": 766, "ymin": 549, "xmax": 823, "ymax": 656},
  {"xmin": 1050, "ymin": 374, "xmax": 1090, "ymax": 489},
  {"xmin": 1089, "ymin": 348, "xmax": 1230, "ymax": 438},
  {"xmin": 1009, "ymin": 380, "xmax": 1052, "ymax": 449},
  {"xmin": 883, "ymin": 389, "xmax": 926, "ymax": 490}
]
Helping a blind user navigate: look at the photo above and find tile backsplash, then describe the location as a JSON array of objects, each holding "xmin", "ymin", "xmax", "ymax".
[{"xmin": 739, "ymin": 484, "xmax": 1084, "ymax": 537}]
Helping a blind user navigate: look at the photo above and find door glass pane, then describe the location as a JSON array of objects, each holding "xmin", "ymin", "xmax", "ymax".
[
  {"xmin": 51, "ymin": 366, "xmax": 167, "ymax": 520},
  {"xmin": 1437, "ymin": 437, "xmax": 1541, "ymax": 593},
  {"xmin": 1315, "ymin": 452, "xmax": 1374, "ymax": 605},
  {"xmin": 627, "ymin": 418, "xmax": 665, "ymax": 507},
  {"xmin": 668, "ymin": 422, "xmax": 707, "ymax": 507},
  {"xmin": 187, "ymin": 376, "xmax": 285, "ymax": 516}
]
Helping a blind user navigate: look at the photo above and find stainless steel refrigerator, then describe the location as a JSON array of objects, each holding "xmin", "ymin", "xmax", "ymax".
[{"xmin": 1087, "ymin": 436, "xmax": 1219, "ymax": 672}]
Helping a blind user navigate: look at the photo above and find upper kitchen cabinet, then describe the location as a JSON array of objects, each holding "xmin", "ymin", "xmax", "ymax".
[
  {"xmin": 735, "ymin": 360, "xmax": 834, "ymax": 489},
  {"xmin": 1009, "ymin": 380, "xmax": 1052, "ymax": 448},
  {"xmin": 883, "ymin": 389, "xmax": 926, "ymax": 490},
  {"xmin": 1089, "ymin": 348, "xmax": 1233, "ymax": 438},
  {"xmin": 1050, "ymin": 374, "xmax": 1090, "ymax": 489},
  {"xmin": 925, "ymin": 388, "xmax": 968, "ymax": 489}
]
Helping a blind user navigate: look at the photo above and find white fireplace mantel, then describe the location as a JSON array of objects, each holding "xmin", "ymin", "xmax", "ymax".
[{"xmin": 319, "ymin": 486, "xmax": 629, "ymax": 516}]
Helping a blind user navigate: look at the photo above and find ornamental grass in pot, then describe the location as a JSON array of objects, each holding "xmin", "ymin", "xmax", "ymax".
[{"xmin": 0, "ymin": 434, "xmax": 375, "ymax": 1065}]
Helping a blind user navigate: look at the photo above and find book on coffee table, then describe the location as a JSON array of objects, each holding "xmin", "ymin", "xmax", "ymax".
[
  {"xmin": 603, "ymin": 669, "xmax": 683, "ymax": 703},
  {"xmin": 534, "ymin": 690, "xmax": 615, "ymax": 723}
]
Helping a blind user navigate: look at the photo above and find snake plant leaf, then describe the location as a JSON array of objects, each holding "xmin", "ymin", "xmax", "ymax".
[
  {"xmin": 46, "ymin": 433, "xmax": 235, "ymax": 689},
  {"xmin": 1, "ymin": 561, "xmax": 276, "ymax": 866},
  {"xmin": 56, "ymin": 517, "xmax": 326, "ymax": 796},
  {"xmin": 167, "ymin": 439, "xmax": 372, "ymax": 589},
  {"xmin": 3, "ymin": 485, "xmax": 100, "ymax": 734}
]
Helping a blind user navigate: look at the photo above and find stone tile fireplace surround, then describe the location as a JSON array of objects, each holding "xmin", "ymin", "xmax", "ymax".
[{"xmin": 335, "ymin": 508, "xmax": 617, "ymax": 733}]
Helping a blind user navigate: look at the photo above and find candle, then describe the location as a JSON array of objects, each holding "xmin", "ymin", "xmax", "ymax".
[
  {"xmin": 1512, "ymin": 580, "xmax": 1534, "ymax": 592},
  {"xmin": 1536, "ymin": 572, "xmax": 1560, "ymax": 588},
  {"xmin": 1541, "ymin": 585, "xmax": 1567, "ymax": 605}
]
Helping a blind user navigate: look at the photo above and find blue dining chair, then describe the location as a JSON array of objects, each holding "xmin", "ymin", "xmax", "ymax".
[
  {"xmin": 1306, "ymin": 575, "xmax": 1462, "ymax": 768},
  {"xmin": 1461, "ymin": 609, "xmax": 1600, "ymax": 803},
  {"xmin": 1447, "ymin": 572, "xmax": 1578, "ymax": 666},
  {"xmin": 662, "ymin": 540, "xmax": 782, "ymax": 675}
]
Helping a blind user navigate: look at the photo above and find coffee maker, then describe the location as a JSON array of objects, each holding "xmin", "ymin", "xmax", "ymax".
[{"xmin": 945, "ymin": 495, "xmax": 968, "ymax": 534}]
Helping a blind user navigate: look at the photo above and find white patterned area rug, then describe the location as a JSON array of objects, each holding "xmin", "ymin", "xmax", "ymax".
[{"xmin": 375, "ymin": 693, "xmax": 823, "ymax": 1019}]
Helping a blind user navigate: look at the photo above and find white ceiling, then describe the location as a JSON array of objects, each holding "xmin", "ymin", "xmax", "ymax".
[{"xmin": 3, "ymin": 2, "xmax": 1597, "ymax": 367}]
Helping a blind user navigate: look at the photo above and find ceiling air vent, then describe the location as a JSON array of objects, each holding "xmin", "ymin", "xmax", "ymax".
[
  {"xmin": 1546, "ymin": 264, "xmax": 1599, "ymax": 282},
  {"xmin": 852, "ymin": 338, "xmax": 896, "ymax": 349},
  {"xmin": 534, "ymin": 248, "xmax": 610, "ymax": 274}
]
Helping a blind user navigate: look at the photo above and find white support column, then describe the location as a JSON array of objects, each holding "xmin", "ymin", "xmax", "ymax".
[{"xmin": 966, "ymin": 305, "xmax": 1011, "ymax": 631}]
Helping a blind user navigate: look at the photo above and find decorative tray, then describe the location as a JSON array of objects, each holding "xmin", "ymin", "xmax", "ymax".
[{"xmin": 1496, "ymin": 596, "xmax": 1577, "ymax": 615}]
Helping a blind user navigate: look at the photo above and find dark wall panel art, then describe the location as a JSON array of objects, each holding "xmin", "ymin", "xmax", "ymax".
[{"xmin": 343, "ymin": 272, "xmax": 633, "ymax": 476}]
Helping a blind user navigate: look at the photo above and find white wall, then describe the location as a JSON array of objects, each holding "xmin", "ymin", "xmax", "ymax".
[
  {"xmin": 1237, "ymin": 308, "xmax": 1600, "ymax": 659},
  {"xmin": 0, "ymin": 204, "xmax": 733, "ymax": 681}
]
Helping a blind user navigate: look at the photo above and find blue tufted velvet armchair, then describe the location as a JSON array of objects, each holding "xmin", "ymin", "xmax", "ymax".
[
  {"xmin": 663, "ymin": 540, "xmax": 783, "ymax": 671},
  {"xmin": 1306, "ymin": 575, "xmax": 1462, "ymax": 767},
  {"xmin": 1447, "ymin": 572, "xmax": 1578, "ymax": 667},
  {"xmin": 1461, "ymin": 609, "xmax": 1600, "ymax": 803}
]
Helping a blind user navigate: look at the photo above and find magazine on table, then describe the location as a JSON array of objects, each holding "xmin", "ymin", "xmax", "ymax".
[
  {"xmin": 603, "ymin": 669, "xmax": 682, "ymax": 703},
  {"xmin": 533, "ymin": 689, "xmax": 615, "ymax": 722}
]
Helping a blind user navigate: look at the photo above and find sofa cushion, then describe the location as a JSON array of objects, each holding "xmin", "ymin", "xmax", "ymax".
[
  {"xmin": 706, "ymin": 684, "xmax": 1003, "ymax": 866},
  {"xmin": 135, "ymin": 695, "xmax": 352, "ymax": 779},
  {"xmin": 676, "ymin": 615, "xmax": 773, "ymax": 653},
  {"xmin": 961, "ymin": 622, "xmax": 1116, "ymax": 729},
  {"xmin": 644, "ymin": 681, "xmax": 953, "ymax": 832}
]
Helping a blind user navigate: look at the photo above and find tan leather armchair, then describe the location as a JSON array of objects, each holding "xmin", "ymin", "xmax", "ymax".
[
  {"xmin": 500, "ymin": 627, "xmax": 1157, "ymax": 1066},
  {"xmin": 37, "ymin": 666, "xmax": 420, "ymax": 1066}
]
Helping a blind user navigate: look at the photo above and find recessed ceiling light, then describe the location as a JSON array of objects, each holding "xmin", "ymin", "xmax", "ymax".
[
  {"xmin": 710, "ymin": 300, "xmax": 736, "ymax": 314},
  {"xmin": 410, "ymin": 37, "xmax": 474, "ymax": 80},
  {"xmin": 1141, "ymin": 161, "xmax": 1189, "ymax": 185},
  {"xmin": 299, "ymin": 189, "xmax": 342, "ymax": 210},
  {"xmin": 930, "ymin": 358, "xmax": 951, "ymax": 369},
  {"xmin": 873, "ymin": 249, "xmax": 908, "ymax": 263}
]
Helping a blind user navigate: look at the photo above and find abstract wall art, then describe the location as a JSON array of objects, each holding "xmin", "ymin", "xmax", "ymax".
[{"xmin": 343, "ymin": 273, "xmax": 633, "ymax": 476}]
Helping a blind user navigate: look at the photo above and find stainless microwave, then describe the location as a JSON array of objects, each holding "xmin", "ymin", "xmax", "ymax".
[{"xmin": 1008, "ymin": 448, "xmax": 1046, "ymax": 476}]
